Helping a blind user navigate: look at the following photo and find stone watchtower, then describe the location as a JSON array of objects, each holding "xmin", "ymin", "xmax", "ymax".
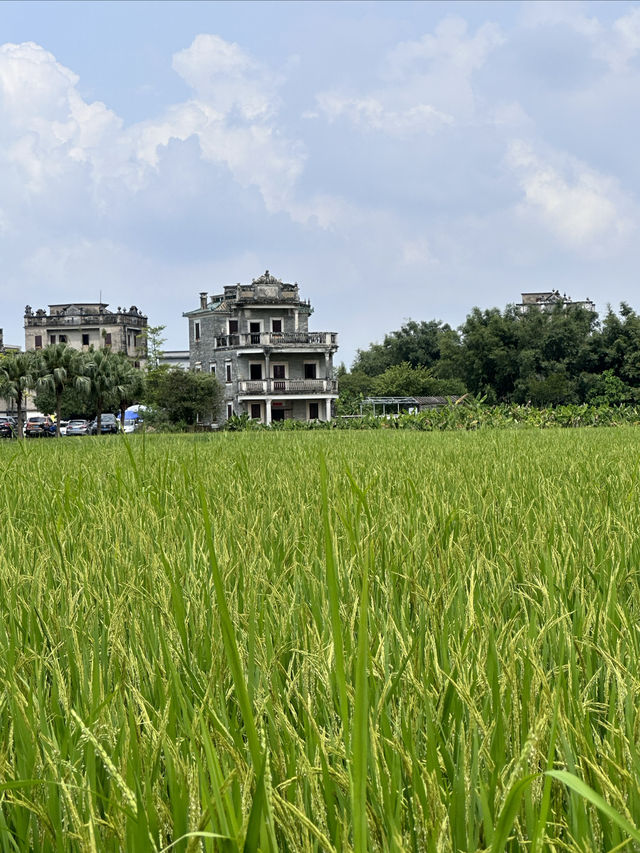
[{"xmin": 184, "ymin": 271, "xmax": 339, "ymax": 423}]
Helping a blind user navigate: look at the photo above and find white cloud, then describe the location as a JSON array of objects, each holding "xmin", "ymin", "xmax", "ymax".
[
  {"xmin": 0, "ymin": 36, "xmax": 305, "ymax": 214},
  {"xmin": 313, "ymin": 92, "xmax": 453, "ymax": 135},
  {"xmin": 384, "ymin": 16, "xmax": 504, "ymax": 80},
  {"xmin": 507, "ymin": 140, "xmax": 634, "ymax": 253},
  {"xmin": 520, "ymin": 2, "xmax": 640, "ymax": 75},
  {"xmin": 172, "ymin": 33, "xmax": 279, "ymax": 120},
  {"xmin": 312, "ymin": 16, "xmax": 503, "ymax": 135}
]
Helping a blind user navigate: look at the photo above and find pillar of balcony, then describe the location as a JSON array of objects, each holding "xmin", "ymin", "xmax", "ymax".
[{"xmin": 265, "ymin": 399, "xmax": 272, "ymax": 425}]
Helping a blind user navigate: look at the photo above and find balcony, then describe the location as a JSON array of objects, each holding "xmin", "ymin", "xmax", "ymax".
[
  {"xmin": 238, "ymin": 378, "xmax": 338, "ymax": 395},
  {"xmin": 214, "ymin": 331, "xmax": 338, "ymax": 349}
]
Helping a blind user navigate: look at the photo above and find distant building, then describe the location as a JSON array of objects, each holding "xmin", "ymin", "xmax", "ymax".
[
  {"xmin": 24, "ymin": 303, "xmax": 148, "ymax": 363},
  {"xmin": 158, "ymin": 350, "xmax": 190, "ymax": 370},
  {"xmin": 184, "ymin": 271, "xmax": 338, "ymax": 424},
  {"xmin": 517, "ymin": 291, "xmax": 595, "ymax": 313},
  {"xmin": 0, "ymin": 329, "xmax": 20, "ymax": 354}
]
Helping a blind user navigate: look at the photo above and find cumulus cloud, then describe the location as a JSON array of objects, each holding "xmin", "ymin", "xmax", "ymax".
[
  {"xmin": 311, "ymin": 16, "xmax": 503, "ymax": 136},
  {"xmin": 312, "ymin": 93, "xmax": 453, "ymax": 135},
  {"xmin": 172, "ymin": 33, "xmax": 280, "ymax": 120},
  {"xmin": 521, "ymin": 2, "xmax": 640, "ymax": 75},
  {"xmin": 384, "ymin": 16, "xmax": 504, "ymax": 80},
  {"xmin": 0, "ymin": 36, "xmax": 304, "ymax": 214},
  {"xmin": 507, "ymin": 140, "xmax": 634, "ymax": 252}
]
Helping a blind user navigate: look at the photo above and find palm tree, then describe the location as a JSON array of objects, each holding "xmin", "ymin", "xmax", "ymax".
[
  {"xmin": 85, "ymin": 348, "xmax": 119, "ymax": 434},
  {"xmin": 37, "ymin": 344, "xmax": 90, "ymax": 437},
  {"xmin": 111, "ymin": 354, "xmax": 145, "ymax": 429},
  {"xmin": 0, "ymin": 351, "xmax": 37, "ymax": 438}
]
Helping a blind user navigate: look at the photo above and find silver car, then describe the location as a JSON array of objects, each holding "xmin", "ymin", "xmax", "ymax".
[{"xmin": 66, "ymin": 419, "xmax": 90, "ymax": 436}]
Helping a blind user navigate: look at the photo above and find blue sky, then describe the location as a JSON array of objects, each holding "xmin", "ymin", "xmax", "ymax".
[{"xmin": 1, "ymin": 0, "xmax": 640, "ymax": 365}]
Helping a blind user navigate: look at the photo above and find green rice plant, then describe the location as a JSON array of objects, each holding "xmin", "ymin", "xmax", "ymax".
[{"xmin": 0, "ymin": 429, "xmax": 639, "ymax": 849}]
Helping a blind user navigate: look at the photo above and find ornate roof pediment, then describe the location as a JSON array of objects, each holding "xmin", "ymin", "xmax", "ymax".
[{"xmin": 252, "ymin": 270, "xmax": 282, "ymax": 285}]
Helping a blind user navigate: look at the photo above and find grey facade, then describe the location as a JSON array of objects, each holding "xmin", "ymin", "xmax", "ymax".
[
  {"xmin": 24, "ymin": 302, "xmax": 147, "ymax": 363},
  {"xmin": 517, "ymin": 291, "xmax": 595, "ymax": 313},
  {"xmin": 184, "ymin": 271, "xmax": 338, "ymax": 424}
]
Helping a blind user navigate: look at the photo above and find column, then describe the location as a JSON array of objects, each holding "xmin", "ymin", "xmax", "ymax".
[
  {"xmin": 264, "ymin": 351, "xmax": 271, "ymax": 390},
  {"xmin": 266, "ymin": 399, "xmax": 272, "ymax": 425},
  {"xmin": 325, "ymin": 398, "xmax": 331, "ymax": 421}
]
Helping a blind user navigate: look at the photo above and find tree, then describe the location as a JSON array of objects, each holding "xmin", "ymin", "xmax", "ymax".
[
  {"xmin": 0, "ymin": 351, "xmax": 37, "ymax": 438},
  {"xmin": 144, "ymin": 367, "xmax": 222, "ymax": 428},
  {"xmin": 137, "ymin": 324, "xmax": 166, "ymax": 369},
  {"xmin": 372, "ymin": 362, "xmax": 466, "ymax": 397},
  {"xmin": 85, "ymin": 348, "xmax": 119, "ymax": 434},
  {"xmin": 111, "ymin": 354, "xmax": 145, "ymax": 428},
  {"xmin": 33, "ymin": 383, "xmax": 96, "ymax": 421},
  {"xmin": 36, "ymin": 344, "xmax": 90, "ymax": 437},
  {"xmin": 352, "ymin": 319, "xmax": 460, "ymax": 376}
]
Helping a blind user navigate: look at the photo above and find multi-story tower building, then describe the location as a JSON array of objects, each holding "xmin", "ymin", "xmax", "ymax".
[
  {"xmin": 184, "ymin": 271, "xmax": 338, "ymax": 423},
  {"xmin": 24, "ymin": 303, "xmax": 147, "ymax": 363},
  {"xmin": 517, "ymin": 291, "xmax": 595, "ymax": 313}
]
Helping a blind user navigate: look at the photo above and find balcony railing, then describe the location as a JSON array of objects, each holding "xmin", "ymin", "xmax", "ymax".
[
  {"xmin": 238, "ymin": 379, "xmax": 338, "ymax": 395},
  {"xmin": 214, "ymin": 332, "xmax": 338, "ymax": 348}
]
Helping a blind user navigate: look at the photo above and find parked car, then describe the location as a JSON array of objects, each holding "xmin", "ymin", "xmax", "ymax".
[
  {"xmin": 25, "ymin": 416, "xmax": 54, "ymax": 437},
  {"xmin": 66, "ymin": 419, "xmax": 90, "ymax": 436},
  {"xmin": 122, "ymin": 417, "xmax": 139, "ymax": 434},
  {"xmin": 88, "ymin": 414, "xmax": 119, "ymax": 435},
  {"xmin": 0, "ymin": 417, "xmax": 16, "ymax": 438}
]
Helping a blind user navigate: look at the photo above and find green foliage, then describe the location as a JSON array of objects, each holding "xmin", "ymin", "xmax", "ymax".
[
  {"xmin": 144, "ymin": 366, "xmax": 222, "ymax": 426},
  {"xmin": 137, "ymin": 324, "xmax": 166, "ymax": 368},
  {"xmin": 34, "ymin": 382, "xmax": 96, "ymax": 420},
  {"xmin": 342, "ymin": 301, "xmax": 640, "ymax": 407},
  {"xmin": 0, "ymin": 350, "xmax": 38, "ymax": 437},
  {"xmin": 352, "ymin": 319, "xmax": 460, "ymax": 376},
  {"xmin": 225, "ymin": 401, "xmax": 640, "ymax": 432},
  {"xmin": 371, "ymin": 361, "xmax": 467, "ymax": 397},
  {"xmin": 36, "ymin": 344, "xmax": 91, "ymax": 436},
  {"xmin": 1, "ymin": 431, "xmax": 640, "ymax": 848}
]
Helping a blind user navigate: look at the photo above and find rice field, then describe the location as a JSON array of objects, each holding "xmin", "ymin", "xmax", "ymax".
[{"xmin": 1, "ymin": 428, "xmax": 640, "ymax": 851}]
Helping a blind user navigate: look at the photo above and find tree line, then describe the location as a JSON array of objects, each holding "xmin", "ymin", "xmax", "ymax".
[
  {"xmin": 338, "ymin": 302, "xmax": 640, "ymax": 410},
  {"xmin": 0, "ymin": 328, "xmax": 221, "ymax": 437}
]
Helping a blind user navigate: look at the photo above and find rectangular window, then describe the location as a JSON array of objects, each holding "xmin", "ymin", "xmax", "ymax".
[
  {"xmin": 227, "ymin": 403, "xmax": 233, "ymax": 420},
  {"xmin": 35, "ymin": 335, "xmax": 42, "ymax": 349},
  {"xmin": 105, "ymin": 333, "xmax": 112, "ymax": 346},
  {"xmin": 228, "ymin": 320, "xmax": 238, "ymax": 334},
  {"xmin": 304, "ymin": 363, "xmax": 317, "ymax": 379},
  {"xmin": 250, "ymin": 403, "xmax": 261, "ymax": 419},
  {"xmin": 59, "ymin": 334, "xmax": 67, "ymax": 343},
  {"xmin": 50, "ymin": 334, "xmax": 56, "ymax": 344},
  {"xmin": 273, "ymin": 364, "xmax": 285, "ymax": 379},
  {"xmin": 82, "ymin": 334, "xmax": 90, "ymax": 346},
  {"xmin": 210, "ymin": 363, "xmax": 216, "ymax": 375},
  {"xmin": 272, "ymin": 319, "xmax": 282, "ymax": 334},
  {"xmin": 225, "ymin": 362, "xmax": 232, "ymax": 383},
  {"xmin": 250, "ymin": 322, "xmax": 261, "ymax": 344},
  {"xmin": 309, "ymin": 402, "xmax": 319, "ymax": 420},
  {"xmin": 195, "ymin": 362, "xmax": 202, "ymax": 372},
  {"xmin": 250, "ymin": 363, "xmax": 263, "ymax": 381},
  {"xmin": 195, "ymin": 321, "xmax": 201, "ymax": 341}
]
